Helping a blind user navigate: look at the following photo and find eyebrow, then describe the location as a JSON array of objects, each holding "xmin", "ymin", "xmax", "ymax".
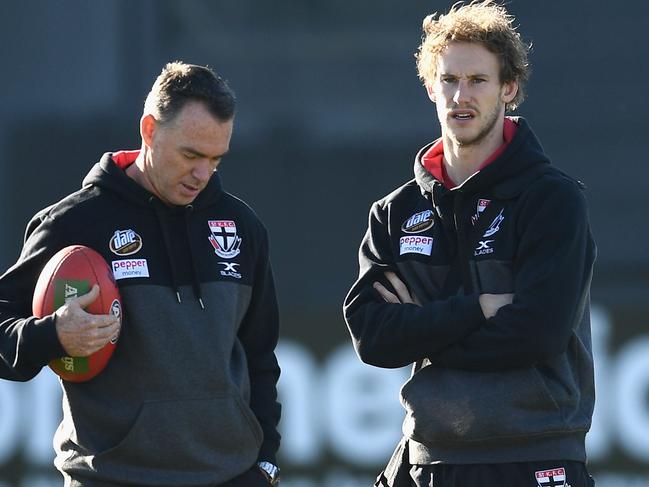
[
  {"xmin": 181, "ymin": 146, "xmax": 229, "ymax": 159},
  {"xmin": 440, "ymin": 72, "xmax": 491, "ymax": 78}
]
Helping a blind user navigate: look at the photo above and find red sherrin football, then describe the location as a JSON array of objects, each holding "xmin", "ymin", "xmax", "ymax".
[{"xmin": 32, "ymin": 245, "xmax": 122, "ymax": 382}]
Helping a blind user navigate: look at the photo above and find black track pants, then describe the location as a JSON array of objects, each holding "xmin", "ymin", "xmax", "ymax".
[{"xmin": 409, "ymin": 460, "xmax": 595, "ymax": 487}]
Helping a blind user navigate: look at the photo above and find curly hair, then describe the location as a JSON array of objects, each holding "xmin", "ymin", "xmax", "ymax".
[
  {"xmin": 144, "ymin": 61, "xmax": 236, "ymax": 123},
  {"xmin": 415, "ymin": 0, "xmax": 531, "ymax": 111}
]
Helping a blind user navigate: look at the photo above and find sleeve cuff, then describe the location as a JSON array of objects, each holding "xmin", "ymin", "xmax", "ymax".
[{"xmin": 27, "ymin": 314, "xmax": 67, "ymax": 363}]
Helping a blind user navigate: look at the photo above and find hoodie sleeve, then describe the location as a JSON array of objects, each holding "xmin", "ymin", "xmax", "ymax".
[
  {"xmin": 432, "ymin": 178, "xmax": 596, "ymax": 371},
  {"xmin": 343, "ymin": 200, "xmax": 485, "ymax": 369},
  {"xmin": 0, "ymin": 211, "xmax": 68, "ymax": 381},
  {"xmin": 236, "ymin": 225, "xmax": 282, "ymax": 464}
]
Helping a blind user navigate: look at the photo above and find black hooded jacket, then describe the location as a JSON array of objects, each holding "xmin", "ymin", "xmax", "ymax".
[
  {"xmin": 344, "ymin": 118, "xmax": 596, "ymax": 464},
  {"xmin": 0, "ymin": 151, "xmax": 281, "ymax": 485}
]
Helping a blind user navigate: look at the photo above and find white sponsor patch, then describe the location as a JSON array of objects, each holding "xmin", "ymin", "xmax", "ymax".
[
  {"xmin": 112, "ymin": 259, "xmax": 150, "ymax": 280},
  {"xmin": 399, "ymin": 236, "xmax": 433, "ymax": 256}
]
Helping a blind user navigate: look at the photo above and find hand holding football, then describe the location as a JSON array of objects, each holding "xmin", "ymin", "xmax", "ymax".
[{"xmin": 32, "ymin": 245, "xmax": 122, "ymax": 382}]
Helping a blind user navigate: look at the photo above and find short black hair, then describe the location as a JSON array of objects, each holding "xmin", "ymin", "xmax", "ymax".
[{"xmin": 144, "ymin": 61, "xmax": 236, "ymax": 123}]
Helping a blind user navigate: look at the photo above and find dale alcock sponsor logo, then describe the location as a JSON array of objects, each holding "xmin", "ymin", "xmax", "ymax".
[
  {"xmin": 400, "ymin": 236, "xmax": 433, "ymax": 256},
  {"xmin": 401, "ymin": 209, "xmax": 434, "ymax": 233},
  {"xmin": 112, "ymin": 259, "xmax": 149, "ymax": 280},
  {"xmin": 208, "ymin": 220, "xmax": 242, "ymax": 259},
  {"xmin": 109, "ymin": 229, "xmax": 143, "ymax": 256},
  {"xmin": 535, "ymin": 467, "xmax": 567, "ymax": 487}
]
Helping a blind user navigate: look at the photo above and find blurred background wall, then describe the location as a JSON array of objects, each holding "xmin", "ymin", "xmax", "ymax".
[{"xmin": 1, "ymin": 1, "xmax": 648, "ymax": 486}]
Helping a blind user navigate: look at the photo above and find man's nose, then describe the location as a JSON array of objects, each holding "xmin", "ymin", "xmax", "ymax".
[
  {"xmin": 453, "ymin": 80, "xmax": 471, "ymax": 105},
  {"xmin": 192, "ymin": 159, "xmax": 213, "ymax": 181}
]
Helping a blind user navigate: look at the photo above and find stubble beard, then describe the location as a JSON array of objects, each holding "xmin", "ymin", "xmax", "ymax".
[{"xmin": 448, "ymin": 100, "xmax": 504, "ymax": 148}]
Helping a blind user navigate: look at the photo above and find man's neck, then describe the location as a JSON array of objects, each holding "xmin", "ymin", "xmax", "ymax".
[
  {"xmin": 442, "ymin": 118, "xmax": 505, "ymax": 186},
  {"xmin": 125, "ymin": 150, "xmax": 151, "ymax": 192}
]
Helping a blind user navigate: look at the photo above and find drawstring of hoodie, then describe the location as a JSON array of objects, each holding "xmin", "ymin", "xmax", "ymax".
[
  {"xmin": 150, "ymin": 197, "xmax": 182, "ymax": 303},
  {"xmin": 184, "ymin": 204, "xmax": 205, "ymax": 309},
  {"xmin": 149, "ymin": 197, "xmax": 205, "ymax": 309}
]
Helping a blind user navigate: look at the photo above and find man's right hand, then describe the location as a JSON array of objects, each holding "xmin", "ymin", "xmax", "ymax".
[
  {"xmin": 479, "ymin": 293, "xmax": 514, "ymax": 319},
  {"xmin": 373, "ymin": 271, "xmax": 422, "ymax": 306},
  {"xmin": 54, "ymin": 285, "xmax": 121, "ymax": 357}
]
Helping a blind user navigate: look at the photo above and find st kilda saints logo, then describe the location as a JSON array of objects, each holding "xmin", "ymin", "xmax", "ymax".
[
  {"xmin": 109, "ymin": 299, "xmax": 122, "ymax": 344},
  {"xmin": 401, "ymin": 209, "xmax": 434, "ymax": 233},
  {"xmin": 208, "ymin": 220, "xmax": 242, "ymax": 259},
  {"xmin": 535, "ymin": 467, "xmax": 568, "ymax": 487},
  {"xmin": 471, "ymin": 198, "xmax": 491, "ymax": 226},
  {"xmin": 109, "ymin": 229, "xmax": 143, "ymax": 256}
]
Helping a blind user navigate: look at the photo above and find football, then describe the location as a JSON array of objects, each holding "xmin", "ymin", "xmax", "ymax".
[{"xmin": 32, "ymin": 245, "xmax": 122, "ymax": 382}]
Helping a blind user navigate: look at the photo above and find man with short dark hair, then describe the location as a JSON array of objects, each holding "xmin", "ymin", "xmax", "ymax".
[
  {"xmin": 343, "ymin": 2, "xmax": 596, "ymax": 486},
  {"xmin": 0, "ymin": 61, "xmax": 281, "ymax": 486}
]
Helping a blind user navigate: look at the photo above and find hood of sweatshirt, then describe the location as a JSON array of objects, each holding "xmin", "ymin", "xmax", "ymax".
[
  {"xmin": 82, "ymin": 150, "xmax": 225, "ymax": 307},
  {"xmin": 82, "ymin": 150, "xmax": 224, "ymax": 211},
  {"xmin": 414, "ymin": 117, "xmax": 556, "ymax": 200}
]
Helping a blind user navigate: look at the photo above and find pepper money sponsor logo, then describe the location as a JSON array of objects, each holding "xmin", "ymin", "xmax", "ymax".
[
  {"xmin": 112, "ymin": 259, "xmax": 149, "ymax": 280},
  {"xmin": 399, "ymin": 236, "xmax": 433, "ymax": 256},
  {"xmin": 401, "ymin": 210, "xmax": 434, "ymax": 233},
  {"xmin": 109, "ymin": 229, "xmax": 143, "ymax": 256}
]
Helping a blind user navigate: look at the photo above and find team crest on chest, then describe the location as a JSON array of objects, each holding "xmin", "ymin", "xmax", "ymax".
[
  {"xmin": 471, "ymin": 199, "xmax": 491, "ymax": 226},
  {"xmin": 535, "ymin": 467, "xmax": 568, "ymax": 487},
  {"xmin": 208, "ymin": 220, "xmax": 242, "ymax": 259}
]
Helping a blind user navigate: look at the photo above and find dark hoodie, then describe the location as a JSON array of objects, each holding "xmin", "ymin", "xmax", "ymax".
[
  {"xmin": 0, "ymin": 151, "xmax": 281, "ymax": 485},
  {"xmin": 343, "ymin": 117, "xmax": 596, "ymax": 465}
]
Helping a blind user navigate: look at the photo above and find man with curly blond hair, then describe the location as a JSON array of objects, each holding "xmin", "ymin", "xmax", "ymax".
[{"xmin": 344, "ymin": 2, "xmax": 596, "ymax": 486}]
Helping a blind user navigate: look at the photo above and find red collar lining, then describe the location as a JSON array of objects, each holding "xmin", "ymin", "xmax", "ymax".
[
  {"xmin": 421, "ymin": 118, "xmax": 517, "ymax": 189},
  {"xmin": 112, "ymin": 150, "xmax": 140, "ymax": 169}
]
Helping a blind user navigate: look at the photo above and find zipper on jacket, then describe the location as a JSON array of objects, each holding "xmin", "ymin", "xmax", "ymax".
[{"xmin": 452, "ymin": 191, "xmax": 474, "ymax": 294}]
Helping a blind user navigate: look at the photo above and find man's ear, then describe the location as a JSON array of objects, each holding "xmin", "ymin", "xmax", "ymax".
[
  {"xmin": 426, "ymin": 84, "xmax": 436, "ymax": 103},
  {"xmin": 140, "ymin": 114, "xmax": 157, "ymax": 147},
  {"xmin": 501, "ymin": 80, "xmax": 519, "ymax": 104}
]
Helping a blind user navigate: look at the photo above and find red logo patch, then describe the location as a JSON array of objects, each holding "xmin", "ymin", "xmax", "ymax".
[{"xmin": 535, "ymin": 467, "xmax": 566, "ymax": 487}]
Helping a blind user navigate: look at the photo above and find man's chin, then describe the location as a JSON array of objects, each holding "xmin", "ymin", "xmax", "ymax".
[
  {"xmin": 449, "ymin": 132, "xmax": 480, "ymax": 147},
  {"xmin": 448, "ymin": 125, "xmax": 496, "ymax": 147}
]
